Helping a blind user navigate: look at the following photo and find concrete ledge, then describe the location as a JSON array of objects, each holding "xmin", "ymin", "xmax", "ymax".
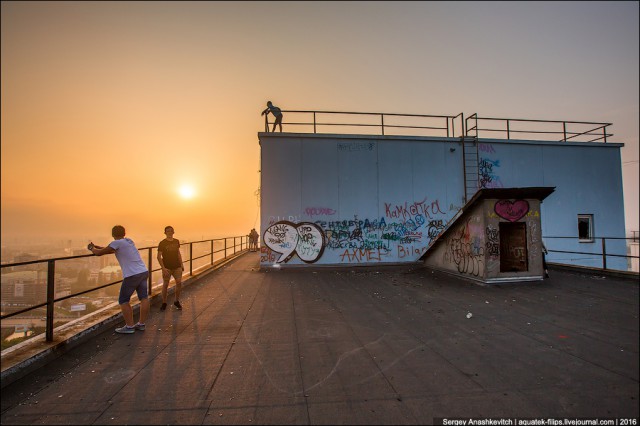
[{"xmin": 0, "ymin": 250, "xmax": 247, "ymax": 389}]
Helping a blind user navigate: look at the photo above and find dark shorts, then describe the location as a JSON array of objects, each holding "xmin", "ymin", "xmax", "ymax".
[{"xmin": 119, "ymin": 271, "xmax": 149, "ymax": 304}]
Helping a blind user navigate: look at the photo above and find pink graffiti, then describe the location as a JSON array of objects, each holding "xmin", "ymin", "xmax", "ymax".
[
  {"xmin": 397, "ymin": 245, "xmax": 427, "ymax": 259},
  {"xmin": 478, "ymin": 143, "xmax": 496, "ymax": 153},
  {"xmin": 339, "ymin": 248, "xmax": 386, "ymax": 263},
  {"xmin": 304, "ymin": 207, "xmax": 337, "ymax": 217},
  {"xmin": 494, "ymin": 199, "xmax": 530, "ymax": 222}
]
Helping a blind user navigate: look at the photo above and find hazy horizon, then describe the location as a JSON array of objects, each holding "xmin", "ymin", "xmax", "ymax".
[{"xmin": 2, "ymin": 2, "xmax": 638, "ymax": 248}]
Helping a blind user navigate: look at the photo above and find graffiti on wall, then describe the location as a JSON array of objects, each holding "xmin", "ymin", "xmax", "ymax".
[
  {"xmin": 304, "ymin": 207, "xmax": 337, "ymax": 217},
  {"xmin": 478, "ymin": 143, "xmax": 502, "ymax": 189},
  {"xmin": 316, "ymin": 215, "xmax": 425, "ymax": 252},
  {"xmin": 268, "ymin": 215, "xmax": 301, "ymax": 225},
  {"xmin": 494, "ymin": 199, "xmax": 529, "ymax": 222},
  {"xmin": 262, "ymin": 221, "xmax": 326, "ymax": 263},
  {"xmin": 478, "ymin": 158, "xmax": 503, "ymax": 189},
  {"xmin": 478, "ymin": 143, "xmax": 496, "ymax": 154},
  {"xmin": 427, "ymin": 220, "xmax": 445, "ymax": 241},
  {"xmin": 263, "ymin": 195, "xmax": 449, "ymax": 264},
  {"xmin": 339, "ymin": 248, "xmax": 389, "ymax": 263},
  {"xmin": 485, "ymin": 225, "xmax": 500, "ymax": 258},
  {"xmin": 338, "ymin": 142, "xmax": 375, "ymax": 152},
  {"xmin": 384, "ymin": 198, "xmax": 445, "ymax": 222},
  {"xmin": 443, "ymin": 217, "xmax": 484, "ymax": 276}
]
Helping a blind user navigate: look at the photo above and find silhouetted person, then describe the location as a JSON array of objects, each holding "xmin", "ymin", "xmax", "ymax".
[
  {"xmin": 157, "ymin": 226, "xmax": 184, "ymax": 311},
  {"xmin": 261, "ymin": 101, "xmax": 283, "ymax": 132},
  {"xmin": 89, "ymin": 225, "xmax": 149, "ymax": 334},
  {"xmin": 542, "ymin": 240, "xmax": 549, "ymax": 279},
  {"xmin": 249, "ymin": 228, "xmax": 259, "ymax": 251}
]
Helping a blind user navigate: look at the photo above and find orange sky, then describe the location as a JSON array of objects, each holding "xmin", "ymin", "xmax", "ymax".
[{"xmin": 2, "ymin": 2, "xmax": 638, "ymax": 245}]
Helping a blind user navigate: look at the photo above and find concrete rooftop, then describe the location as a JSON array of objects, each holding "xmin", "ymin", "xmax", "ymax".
[{"xmin": 1, "ymin": 252, "xmax": 638, "ymax": 424}]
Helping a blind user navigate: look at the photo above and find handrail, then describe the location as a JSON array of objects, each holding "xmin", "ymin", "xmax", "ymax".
[
  {"xmin": 465, "ymin": 114, "xmax": 613, "ymax": 143},
  {"xmin": 543, "ymin": 236, "xmax": 639, "ymax": 272},
  {"xmin": 264, "ymin": 109, "xmax": 464, "ymax": 138},
  {"xmin": 263, "ymin": 109, "xmax": 614, "ymax": 143},
  {"xmin": 1, "ymin": 235, "xmax": 250, "ymax": 343}
]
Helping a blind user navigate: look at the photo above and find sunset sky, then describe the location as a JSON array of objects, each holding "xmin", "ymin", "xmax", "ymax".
[{"xmin": 1, "ymin": 1, "xmax": 638, "ymax": 246}]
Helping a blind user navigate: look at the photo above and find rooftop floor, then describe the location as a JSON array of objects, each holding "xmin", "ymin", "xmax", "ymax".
[{"xmin": 1, "ymin": 252, "xmax": 638, "ymax": 424}]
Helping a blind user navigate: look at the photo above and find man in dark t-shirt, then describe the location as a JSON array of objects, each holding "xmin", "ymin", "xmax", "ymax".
[{"xmin": 157, "ymin": 226, "xmax": 184, "ymax": 311}]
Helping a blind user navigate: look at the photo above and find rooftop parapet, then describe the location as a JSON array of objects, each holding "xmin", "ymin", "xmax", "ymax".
[{"xmin": 263, "ymin": 109, "xmax": 613, "ymax": 143}]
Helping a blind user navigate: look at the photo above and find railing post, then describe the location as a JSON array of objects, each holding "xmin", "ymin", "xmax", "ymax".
[
  {"xmin": 447, "ymin": 117, "xmax": 450, "ymax": 138},
  {"xmin": 602, "ymin": 238, "xmax": 607, "ymax": 270},
  {"xmin": 211, "ymin": 240, "xmax": 214, "ymax": 265},
  {"xmin": 506, "ymin": 120, "xmax": 510, "ymax": 140},
  {"xmin": 148, "ymin": 248, "xmax": 153, "ymax": 295},
  {"xmin": 381, "ymin": 114, "xmax": 385, "ymax": 136},
  {"xmin": 475, "ymin": 114, "xmax": 478, "ymax": 138},
  {"xmin": 313, "ymin": 112, "xmax": 316, "ymax": 134},
  {"xmin": 234, "ymin": 237, "xmax": 237, "ymax": 254},
  {"xmin": 603, "ymin": 126, "xmax": 607, "ymax": 143},
  {"xmin": 46, "ymin": 260, "xmax": 55, "ymax": 342},
  {"xmin": 563, "ymin": 122, "xmax": 567, "ymax": 142},
  {"xmin": 189, "ymin": 242, "xmax": 193, "ymax": 276},
  {"xmin": 224, "ymin": 238, "xmax": 227, "ymax": 259}
]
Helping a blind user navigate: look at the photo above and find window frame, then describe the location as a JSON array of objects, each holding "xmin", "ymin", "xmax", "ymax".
[{"xmin": 578, "ymin": 214, "xmax": 594, "ymax": 243}]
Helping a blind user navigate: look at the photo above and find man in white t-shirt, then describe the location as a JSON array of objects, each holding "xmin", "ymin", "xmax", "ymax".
[{"xmin": 89, "ymin": 225, "xmax": 150, "ymax": 334}]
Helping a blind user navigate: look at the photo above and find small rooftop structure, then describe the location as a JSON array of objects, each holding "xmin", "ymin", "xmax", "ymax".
[{"xmin": 421, "ymin": 187, "xmax": 556, "ymax": 284}]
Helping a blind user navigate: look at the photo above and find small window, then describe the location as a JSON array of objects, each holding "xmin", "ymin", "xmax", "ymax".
[{"xmin": 578, "ymin": 215, "xmax": 594, "ymax": 242}]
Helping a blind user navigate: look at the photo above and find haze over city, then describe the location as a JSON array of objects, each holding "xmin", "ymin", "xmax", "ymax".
[{"xmin": 2, "ymin": 1, "xmax": 638, "ymax": 250}]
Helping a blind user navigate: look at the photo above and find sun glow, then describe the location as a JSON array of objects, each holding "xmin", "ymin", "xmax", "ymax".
[{"xmin": 178, "ymin": 184, "xmax": 196, "ymax": 199}]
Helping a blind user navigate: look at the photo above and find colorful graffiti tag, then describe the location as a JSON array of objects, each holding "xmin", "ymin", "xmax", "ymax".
[
  {"xmin": 263, "ymin": 196, "xmax": 450, "ymax": 265},
  {"xmin": 478, "ymin": 158, "xmax": 503, "ymax": 189}
]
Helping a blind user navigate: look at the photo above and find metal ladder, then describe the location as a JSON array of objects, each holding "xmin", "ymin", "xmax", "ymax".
[{"xmin": 462, "ymin": 136, "xmax": 479, "ymax": 203}]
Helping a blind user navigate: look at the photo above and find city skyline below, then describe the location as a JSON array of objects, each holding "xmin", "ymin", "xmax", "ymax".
[{"xmin": 2, "ymin": 2, "xmax": 638, "ymax": 246}]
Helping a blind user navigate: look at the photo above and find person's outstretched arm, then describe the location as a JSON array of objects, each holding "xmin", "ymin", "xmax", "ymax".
[{"xmin": 90, "ymin": 245, "xmax": 115, "ymax": 256}]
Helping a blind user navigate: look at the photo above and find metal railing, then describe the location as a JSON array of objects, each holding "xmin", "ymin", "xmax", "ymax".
[
  {"xmin": 262, "ymin": 110, "xmax": 615, "ymax": 143},
  {"xmin": 465, "ymin": 114, "xmax": 613, "ymax": 143},
  {"xmin": 264, "ymin": 110, "xmax": 465, "ymax": 138},
  {"xmin": 1, "ymin": 235, "xmax": 249, "ymax": 343},
  {"xmin": 544, "ymin": 236, "xmax": 639, "ymax": 272}
]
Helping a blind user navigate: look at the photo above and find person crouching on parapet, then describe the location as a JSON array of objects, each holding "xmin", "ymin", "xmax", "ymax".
[{"xmin": 88, "ymin": 225, "xmax": 149, "ymax": 334}]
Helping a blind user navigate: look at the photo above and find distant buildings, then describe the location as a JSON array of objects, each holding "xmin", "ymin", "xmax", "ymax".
[{"xmin": 1, "ymin": 270, "xmax": 71, "ymax": 316}]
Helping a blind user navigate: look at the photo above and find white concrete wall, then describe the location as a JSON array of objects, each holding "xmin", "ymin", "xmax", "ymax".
[
  {"xmin": 260, "ymin": 134, "xmax": 464, "ymax": 266},
  {"xmin": 475, "ymin": 139, "xmax": 627, "ymax": 270},
  {"xmin": 259, "ymin": 133, "xmax": 627, "ymax": 270}
]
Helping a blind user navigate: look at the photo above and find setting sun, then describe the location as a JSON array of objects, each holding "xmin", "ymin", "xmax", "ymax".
[{"xmin": 178, "ymin": 184, "xmax": 196, "ymax": 199}]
